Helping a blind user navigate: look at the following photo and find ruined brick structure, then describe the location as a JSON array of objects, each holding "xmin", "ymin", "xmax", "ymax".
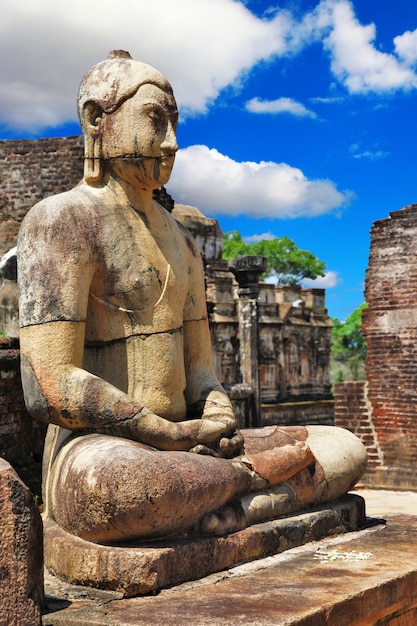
[
  {"xmin": 0, "ymin": 344, "xmax": 45, "ymax": 496},
  {"xmin": 334, "ymin": 381, "xmax": 381, "ymax": 472},
  {"xmin": 335, "ymin": 205, "xmax": 417, "ymax": 490},
  {"xmin": 0, "ymin": 136, "xmax": 333, "ymax": 484},
  {"xmin": 0, "ymin": 136, "xmax": 84, "ymax": 257}
]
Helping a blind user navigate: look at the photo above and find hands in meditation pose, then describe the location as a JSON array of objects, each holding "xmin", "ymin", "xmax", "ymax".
[{"xmin": 18, "ymin": 51, "xmax": 367, "ymax": 543}]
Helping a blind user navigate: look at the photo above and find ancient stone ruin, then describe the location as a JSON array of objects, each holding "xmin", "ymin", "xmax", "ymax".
[
  {"xmin": 0, "ymin": 458, "xmax": 44, "ymax": 625},
  {"xmin": 335, "ymin": 204, "xmax": 417, "ymax": 491}
]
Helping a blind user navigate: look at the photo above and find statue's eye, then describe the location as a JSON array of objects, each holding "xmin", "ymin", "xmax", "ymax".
[{"xmin": 146, "ymin": 105, "xmax": 165, "ymax": 128}]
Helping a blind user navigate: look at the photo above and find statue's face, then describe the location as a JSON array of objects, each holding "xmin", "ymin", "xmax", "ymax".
[{"xmin": 100, "ymin": 83, "xmax": 178, "ymax": 189}]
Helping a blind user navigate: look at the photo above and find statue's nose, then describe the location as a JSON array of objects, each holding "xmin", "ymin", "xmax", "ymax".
[{"xmin": 161, "ymin": 121, "xmax": 178, "ymax": 154}]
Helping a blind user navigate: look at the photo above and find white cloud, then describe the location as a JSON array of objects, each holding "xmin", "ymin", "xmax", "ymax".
[
  {"xmin": 1, "ymin": 0, "xmax": 416, "ymax": 133},
  {"xmin": 394, "ymin": 29, "xmax": 417, "ymax": 66},
  {"xmin": 349, "ymin": 142, "xmax": 390, "ymax": 160},
  {"xmin": 352, "ymin": 150, "xmax": 390, "ymax": 161},
  {"xmin": 245, "ymin": 97, "xmax": 317, "ymax": 118},
  {"xmin": 302, "ymin": 270, "xmax": 341, "ymax": 289},
  {"xmin": 244, "ymin": 232, "xmax": 276, "ymax": 243},
  {"xmin": 0, "ymin": 0, "xmax": 296, "ymax": 132},
  {"xmin": 264, "ymin": 270, "xmax": 341, "ymax": 290},
  {"xmin": 320, "ymin": 0, "xmax": 417, "ymax": 93},
  {"xmin": 310, "ymin": 95, "xmax": 345, "ymax": 104},
  {"xmin": 167, "ymin": 145, "xmax": 351, "ymax": 218}
]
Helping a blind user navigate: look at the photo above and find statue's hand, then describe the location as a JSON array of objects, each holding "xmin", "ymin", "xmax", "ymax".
[
  {"xmin": 218, "ymin": 430, "xmax": 244, "ymax": 458},
  {"xmin": 199, "ymin": 389, "xmax": 238, "ymax": 434},
  {"xmin": 114, "ymin": 409, "xmax": 203, "ymax": 451},
  {"xmin": 189, "ymin": 421, "xmax": 244, "ymax": 459},
  {"xmin": 112, "ymin": 405, "xmax": 243, "ymax": 458},
  {"xmin": 196, "ymin": 417, "xmax": 236, "ymax": 444}
]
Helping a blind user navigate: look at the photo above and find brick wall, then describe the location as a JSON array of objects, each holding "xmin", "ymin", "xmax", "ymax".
[
  {"xmin": 335, "ymin": 204, "xmax": 417, "ymax": 491},
  {"xmin": 0, "ymin": 136, "xmax": 83, "ymax": 256},
  {"xmin": 334, "ymin": 381, "xmax": 382, "ymax": 472},
  {"xmin": 364, "ymin": 206, "xmax": 417, "ymax": 479},
  {"xmin": 0, "ymin": 347, "xmax": 45, "ymax": 496}
]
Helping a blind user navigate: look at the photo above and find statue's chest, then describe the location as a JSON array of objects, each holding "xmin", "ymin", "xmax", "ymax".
[{"xmin": 91, "ymin": 214, "xmax": 189, "ymax": 314}]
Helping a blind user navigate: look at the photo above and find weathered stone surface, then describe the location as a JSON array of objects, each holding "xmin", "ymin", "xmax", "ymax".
[
  {"xmin": 43, "ymin": 495, "xmax": 365, "ymax": 597},
  {"xmin": 41, "ymin": 491, "xmax": 417, "ymax": 625},
  {"xmin": 173, "ymin": 203, "xmax": 224, "ymax": 261},
  {"xmin": 0, "ymin": 458, "xmax": 43, "ymax": 626}
]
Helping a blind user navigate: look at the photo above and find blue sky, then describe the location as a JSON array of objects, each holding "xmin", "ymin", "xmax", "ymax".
[{"xmin": 1, "ymin": 0, "xmax": 417, "ymax": 319}]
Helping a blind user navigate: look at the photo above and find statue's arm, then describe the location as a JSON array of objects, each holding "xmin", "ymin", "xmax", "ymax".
[
  {"xmin": 19, "ymin": 321, "xmax": 204, "ymax": 450},
  {"xmin": 182, "ymin": 237, "xmax": 243, "ymax": 455},
  {"xmin": 183, "ymin": 316, "xmax": 243, "ymax": 457}
]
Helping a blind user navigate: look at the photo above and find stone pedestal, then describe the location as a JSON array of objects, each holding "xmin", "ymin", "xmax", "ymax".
[
  {"xmin": 0, "ymin": 458, "xmax": 43, "ymax": 626},
  {"xmin": 44, "ymin": 495, "xmax": 365, "ymax": 598}
]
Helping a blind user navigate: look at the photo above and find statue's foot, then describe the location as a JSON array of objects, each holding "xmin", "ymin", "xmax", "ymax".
[
  {"xmin": 244, "ymin": 440, "xmax": 315, "ymax": 486},
  {"xmin": 305, "ymin": 425, "xmax": 368, "ymax": 502},
  {"xmin": 199, "ymin": 500, "xmax": 247, "ymax": 536},
  {"xmin": 238, "ymin": 425, "xmax": 367, "ymax": 527}
]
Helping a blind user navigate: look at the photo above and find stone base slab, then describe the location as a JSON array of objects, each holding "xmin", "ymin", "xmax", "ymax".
[
  {"xmin": 361, "ymin": 465, "xmax": 417, "ymax": 492},
  {"xmin": 44, "ymin": 494, "xmax": 365, "ymax": 597}
]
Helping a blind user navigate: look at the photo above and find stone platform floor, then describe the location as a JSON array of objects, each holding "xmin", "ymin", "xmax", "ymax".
[{"xmin": 41, "ymin": 489, "xmax": 417, "ymax": 626}]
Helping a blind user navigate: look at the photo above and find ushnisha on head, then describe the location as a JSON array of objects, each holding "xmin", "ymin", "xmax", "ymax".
[{"xmin": 78, "ymin": 50, "xmax": 178, "ymax": 185}]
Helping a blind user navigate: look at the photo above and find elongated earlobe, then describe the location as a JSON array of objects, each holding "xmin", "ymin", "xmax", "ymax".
[
  {"xmin": 82, "ymin": 101, "xmax": 103, "ymax": 184},
  {"xmin": 84, "ymin": 132, "xmax": 103, "ymax": 184}
]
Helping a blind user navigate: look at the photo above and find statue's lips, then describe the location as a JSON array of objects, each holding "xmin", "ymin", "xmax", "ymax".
[
  {"xmin": 102, "ymin": 154, "xmax": 176, "ymax": 167},
  {"xmin": 159, "ymin": 155, "xmax": 175, "ymax": 168}
]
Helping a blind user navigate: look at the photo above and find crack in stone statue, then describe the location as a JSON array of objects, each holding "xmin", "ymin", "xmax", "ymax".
[{"xmin": 17, "ymin": 51, "xmax": 367, "ymax": 544}]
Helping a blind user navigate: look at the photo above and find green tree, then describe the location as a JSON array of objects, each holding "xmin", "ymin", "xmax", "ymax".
[
  {"xmin": 222, "ymin": 231, "xmax": 251, "ymax": 260},
  {"xmin": 331, "ymin": 303, "xmax": 367, "ymax": 363},
  {"xmin": 330, "ymin": 303, "xmax": 367, "ymax": 382},
  {"xmin": 222, "ymin": 231, "xmax": 326, "ymax": 286}
]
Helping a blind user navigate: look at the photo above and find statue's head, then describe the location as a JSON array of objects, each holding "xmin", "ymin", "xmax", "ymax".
[{"xmin": 78, "ymin": 50, "xmax": 178, "ymax": 186}]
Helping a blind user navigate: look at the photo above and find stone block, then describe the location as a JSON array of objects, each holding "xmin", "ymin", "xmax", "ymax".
[
  {"xmin": 0, "ymin": 458, "xmax": 43, "ymax": 626},
  {"xmin": 44, "ymin": 494, "xmax": 365, "ymax": 598}
]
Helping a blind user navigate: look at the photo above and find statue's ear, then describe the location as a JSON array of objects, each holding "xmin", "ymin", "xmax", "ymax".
[
  {"xmin": 81, "ymin": 101, "xmax": 103, "ymax": 134},
  {"xmin": 82, "ymin": 101, "xmax": 104, "ymax": 184}
]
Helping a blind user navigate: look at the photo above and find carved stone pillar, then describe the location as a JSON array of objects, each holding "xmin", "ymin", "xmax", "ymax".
[{"xmin": 229, "ymin": 255, "xmax": 267, "ymax": 426}]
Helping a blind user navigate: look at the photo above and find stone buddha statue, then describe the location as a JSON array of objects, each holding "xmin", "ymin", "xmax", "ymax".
[{"xmin": 18, "ymin": 51, "xmax": 366, "ymax": 544}]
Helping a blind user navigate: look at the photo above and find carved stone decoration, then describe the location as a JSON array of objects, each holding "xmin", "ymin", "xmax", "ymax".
[{"xmin": 229, "ymin": 255, "xmax": 267, "ymax": 299}]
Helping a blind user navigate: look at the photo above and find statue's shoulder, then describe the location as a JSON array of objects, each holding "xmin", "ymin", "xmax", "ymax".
[
  {"xmin": 168, "ymin": 211, "xmax": 202, "ymax": 261},
  {"xmin": 20, "ymin": 183, "xmax": 101, "ymax": 238}
]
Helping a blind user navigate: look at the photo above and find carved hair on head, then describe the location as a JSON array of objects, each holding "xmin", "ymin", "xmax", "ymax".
[
  {"xmin": 78, "ymin": 51, "xmax": 175, "ymax": 184},
  {"xmin": 78, "ymin": 50, "xmax": 173, "ymax": 121}
]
